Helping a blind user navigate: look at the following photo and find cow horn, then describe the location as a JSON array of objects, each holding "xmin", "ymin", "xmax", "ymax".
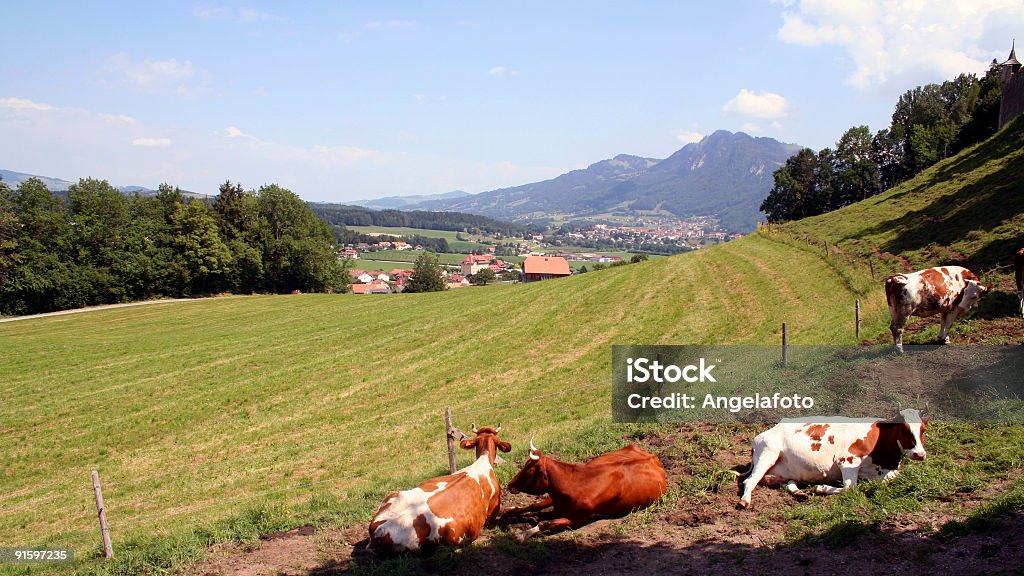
[
  {"xmin": 471, "ymin": 423, "xmax": 478, "ymax": 434},
  {"xmin": 495, "ymin": 424, "xmax": 501, "ymax": 433},
  {"xmin": 529, "ymin": 437, "xmax": 538, "ymax": 452}
]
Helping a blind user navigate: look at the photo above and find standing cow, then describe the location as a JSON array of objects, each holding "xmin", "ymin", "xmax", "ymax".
[
  {"xmin": 1015, "ymin": 248, "xmax": 1024, "ymax": 318},
  {"xmin": 884, "ymin": 265, "xmax": 988, "ymax": 353},
  {"xmin": 502, "ymin": 441, "xmax": 666, "ymax": 541},
  {"xmin": 737, "ymin": 408, "xmax": 927, "ymax": 509},
  {"xmin": 368, "ymin": 425, "xmax": 511, "ymax": 555}
]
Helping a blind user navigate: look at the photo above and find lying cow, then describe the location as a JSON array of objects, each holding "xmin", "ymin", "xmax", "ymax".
[
  {"xmin": 737, "ymin": 408, "xmax": 927, "ymax": 509},
  {"xmin": 1015, "ymin": 248, "xmax": 1024, "ymax": 318},
  {"xmin": 884, "ymin": 265, "xmax": 987, "ymax": 353},
  {"xmin": 502, "ymin": 440, "xmax": 666, "ymax": 540},
  {"xmin": 368, "ymin": 424, "xmax": 511, "ymax": 555}
]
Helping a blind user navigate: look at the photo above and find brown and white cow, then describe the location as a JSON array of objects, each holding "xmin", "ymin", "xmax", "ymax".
[
  {"xmin": 737, "ymin": 409, "xmax": 927, "ymax": 509},
  {"xmin": 368, "ymin": 425, "xmax": 511, "ymax": 555},
  {"xmin": 502, "ymin": 441, "xmax": 666, "ymax": 541},
  {"xmin": 1015, "ymin": 248, "xmax": 1024, "ymax": 318},
  {"xmin": 884, "ymin": 265, "xmax": 988, "ymax": 353}
]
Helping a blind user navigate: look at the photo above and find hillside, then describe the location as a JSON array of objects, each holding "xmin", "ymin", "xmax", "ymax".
[
  {"xmin": 2, "ymin": 119, "xmax": 1023, "ymax": 575},
  {"xmin": 408, "ymin": 131, "xmax": 802, "ymax": 232}
]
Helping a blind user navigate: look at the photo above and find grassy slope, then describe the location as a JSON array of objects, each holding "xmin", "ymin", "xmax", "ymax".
[
  {"xmin": 0, "ymin": 235, "xmax": 865, "ymax": 573},
  {"xmin": 2, "ymin": 119, "xmax": 1023, "ymax": 574}
]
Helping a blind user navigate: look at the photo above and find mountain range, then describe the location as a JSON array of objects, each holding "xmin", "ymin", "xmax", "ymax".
[
  {"xmin": 0, "ymin": 169, "xmax": 206, "ymax": 198},
  {"xmin": 375, "ymin": 131, "xmax": 803, "ymax": 232}
]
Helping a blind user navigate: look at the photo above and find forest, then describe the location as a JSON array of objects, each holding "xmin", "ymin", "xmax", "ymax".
[{"xmin": 0, "ymin": 179, "xmax": 345, "ymax": 315}]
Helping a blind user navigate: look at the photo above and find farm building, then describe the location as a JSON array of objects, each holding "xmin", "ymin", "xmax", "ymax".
[{"xmin": 521, "ymin": 255, "xmax": 571, "ymax": 282}]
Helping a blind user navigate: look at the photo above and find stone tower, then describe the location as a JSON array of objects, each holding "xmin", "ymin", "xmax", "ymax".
[{"xmin": 999, "ymin": 41, "xmax": 1024, "ymax": 129}]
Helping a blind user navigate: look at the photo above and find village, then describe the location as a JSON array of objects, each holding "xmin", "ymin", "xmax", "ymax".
[{"xmin": 343, "ymin": 251, "xmax": 580, "ymax": 294}]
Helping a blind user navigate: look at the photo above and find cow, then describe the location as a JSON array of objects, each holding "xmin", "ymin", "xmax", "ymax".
[
  {"xmin": 502, "ymin": 441, "xmax": 666, "ymax": 541},
  {"xmin": 736, "ymin": 408, "xmax": 927, "ymax": 509},
  {"xmin": 884, "ymin": 265, "xmax": 988, "ymax": 353},
  {"xmin": 368, "ymin": 424, "xmax": 511, "ymax": 555},
  {"xmin": 1015, "ymin": 248, "xmax": 1024, "ymax": 318}
]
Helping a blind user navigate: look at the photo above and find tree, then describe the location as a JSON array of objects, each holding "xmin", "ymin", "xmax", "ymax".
[
  {"xmin": 470, "ymin": 268, "xmax": 496, "ymax": 285},
  {"xmin": 630, "ymin": 254, "xmax": 649, "ymax": 263},
  {"xmin": 170, "ymin": 199, "xmax": 232, "ymax": 295},
  {"xmin": 256, "ymin": 184, "xmax": 344, "ymax": 293},
  {"xmin": 405, "ymin": 252, "xmax": 446, "ymax": 293},
  {"xmin": 0, "ymin": 181, "xmax": 18, "ymax": 289},
  {"xmin": 832, "ymin": 126, "xmax": 881, "ymax": 206}
]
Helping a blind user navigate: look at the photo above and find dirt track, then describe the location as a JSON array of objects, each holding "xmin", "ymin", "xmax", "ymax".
[{"xmin": 0, "ymin": 296, "xmax": 236, "ymax": 323}]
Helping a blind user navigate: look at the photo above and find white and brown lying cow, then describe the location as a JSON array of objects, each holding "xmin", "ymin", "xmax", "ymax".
[
  {"xmin": 1015, "ymin": 248, "xmax": 1023, "ymax": 318},
  {"xmin": 368, "ymin": 425, "xmax": 511, "ymax": 555},
  {"xmin": 884, "ymin": 265, "xmax": 988, "ymax": 353},
  {"xmin": 737, "ymin": 409, "xmax": 927, "ymax": 509}
]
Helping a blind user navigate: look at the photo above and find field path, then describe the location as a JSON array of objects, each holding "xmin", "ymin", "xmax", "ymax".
[{"xmin": 0, "ymin": 296, "xmax": 238, "ymax": 323}]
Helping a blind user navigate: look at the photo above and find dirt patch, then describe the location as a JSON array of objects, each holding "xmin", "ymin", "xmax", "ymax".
[{"xmin": 187, "ymin": 426, "xmax": 1024, "ymax": 576}]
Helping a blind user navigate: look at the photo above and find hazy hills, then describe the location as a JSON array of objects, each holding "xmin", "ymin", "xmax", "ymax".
[{"xmin": 386, "ymin": 131, "xmax": 803, "ymax": 232}]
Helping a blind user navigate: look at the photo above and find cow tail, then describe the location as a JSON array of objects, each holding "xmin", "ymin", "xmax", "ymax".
[{"xmin": 884, "ymin": 276, "xmax": 906, "ymax": 308}]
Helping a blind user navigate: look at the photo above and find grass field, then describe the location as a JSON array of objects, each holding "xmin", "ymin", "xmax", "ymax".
[
  {"xmin": 3, "ymin": 120, "xmax": 1023, "ymax": 576},
  {"xmin": 0, "ymin": 233, "xmax": 882, "ymax": 574},
  {"xmin": 347, "ymin": 225, "xmax": 487, "ymax": 252}
]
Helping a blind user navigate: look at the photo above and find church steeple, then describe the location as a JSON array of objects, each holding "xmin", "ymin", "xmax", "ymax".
[{"xmin": 1004, "ymin": 40, "xmax": 1021, "ymax": 67}]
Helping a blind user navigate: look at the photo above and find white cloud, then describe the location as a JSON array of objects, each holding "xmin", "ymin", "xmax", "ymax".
[
  {"xmin": 722, "ymin": 89, "xmax": 790, "ymax": 119},
  {"xmin": 775, "ymin": 0, "xmax": 1024, "ymax": 90},
  {"xmin": 673, "ymin": 130, "xmax": 705, "ymax": 144},
  {"xmin": 194, "ymin": 6, "xmax": 275, "ymax": 23},
  {"xmin": 742, "ymin": 123, "xmax": 763, "ymax": 133},
  {"xmin": 365, "ymin": 20, "xmax": 418, "ymax": 30},
  {"xmin": 106, "ymin": 53, "xmax": 211, "ymax": 96},
  {"xmin": 132, "ymin": 137, "xmax": 171, "ymax": 147},
  {"xmin": 489, "ymin": 66, "xmax": 506, "ymax": 76},
  {"xmin": 0, "ymin": 97, "xmax": 52, "ymax": 111}
]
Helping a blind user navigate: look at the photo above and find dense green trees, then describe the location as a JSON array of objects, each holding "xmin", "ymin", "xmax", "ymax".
[
  {"xmin": 404, "ymin": 252, "xmax": 446, "ymax": 293},
  {"xmin": 0, "ymin": 178, "xmax": 345, "ymax": 315},
  {"xmin": 763, "ymin": 66, "xmax": 1003, "ymax": 223}
]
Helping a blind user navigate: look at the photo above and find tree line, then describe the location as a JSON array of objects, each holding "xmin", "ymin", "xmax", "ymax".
[
  {"xmin": 309, "ymin": 204, "xmax": 534, "ymax": 237},
  {"xmin": 761, "ymin": 63, "xmax": 1003, "ymax": 223},
  {"xmin": 0, "ymin": 178, "xmax": 345, "ymax": 315}
]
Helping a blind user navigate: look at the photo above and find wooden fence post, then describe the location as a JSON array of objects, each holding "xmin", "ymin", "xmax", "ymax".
[
  {"xmin": 782, "ymin": 322, "xmax": 788, "ymax": 368},
  {"xmin": 855, "ymin": 299, "xmax": 861, "ymax": 341},
  {"xmin": 444, "ymin": 407, "xmax": 457, "ymax": 474},
  {"xmin": 91, "ymin": 470, "xmax": 113, "ymax": 559},
  {"xmin": 868, "ymin": 258, "xmax": 875, "ymax": 281}
]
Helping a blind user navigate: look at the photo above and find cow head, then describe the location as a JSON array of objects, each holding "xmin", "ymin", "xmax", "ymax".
[
  {"xmin": 506, "ymin": 438, "xmax": 549, "ymax": 495},
  {"xmin": 460, "ymin": 423, "xmax": 511, "ymax": 465},
  {"xmin": 954, "ymin": 280, "xmax": 988, "ymax": 311},
  {"xmin": 879, "ymin": 408, "xmax": 928, "ymax": 461}
]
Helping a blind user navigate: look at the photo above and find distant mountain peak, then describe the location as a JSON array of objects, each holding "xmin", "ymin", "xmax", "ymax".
[{"xmin": 404, "ymin": 130, "xmax": 804, "ymax": 232}]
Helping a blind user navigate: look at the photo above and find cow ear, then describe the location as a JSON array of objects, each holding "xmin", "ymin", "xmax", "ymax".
[
  {"xmin": 497, "ymin": 440, "xmax": 512, "ymax": 453},
  {"xmin": 460, "ymin": 438, "xmax": 477, "ymax": 450}
]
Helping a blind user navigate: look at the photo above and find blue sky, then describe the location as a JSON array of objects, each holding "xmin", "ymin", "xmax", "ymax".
[{"xmin": 1, "ymin": 1, "xmax": 1021, "ymax": 202}]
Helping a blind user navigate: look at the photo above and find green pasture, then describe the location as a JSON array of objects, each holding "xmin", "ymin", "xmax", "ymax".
[
  {"xmin": 2, "ymin": 117, "xmax": 1024, "ymax": 576},
  {"xmin": 0, "ymin": 233, "xmax": 885, "ymax": 574},
  {"xmin": 348, "ymin": 225, "xmax": 487, "ymax": 252}
]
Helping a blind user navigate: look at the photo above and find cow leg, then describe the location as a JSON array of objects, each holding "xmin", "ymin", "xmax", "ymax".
[
  {"xmin": 1018, "ymin": 289, "xmax": 1023, "ymax": 318},
  {"xmin": 937, "ymin": 311, "xmax": 958, "ymax": 345},
  {"xmin": 500, "ymin": 495, "xmax": 554, "ymax": 518},
  {"xmin": 812, "ymin": 461, "xmax": 860, "ymax": 495},
  {"xmin": 738, "ymin": 448, "xmax": 781, "ymax": 509},
  {"xmin": 515, "ymin": 517, "xmax": 575, "ymax": 542},
  {"xmin": 890, "ymin": 314, "xmax": 906, "ymax": 354},
  {"xmin": 782, "ymin": 480, "xmax": 809, "ymax": 501}
]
